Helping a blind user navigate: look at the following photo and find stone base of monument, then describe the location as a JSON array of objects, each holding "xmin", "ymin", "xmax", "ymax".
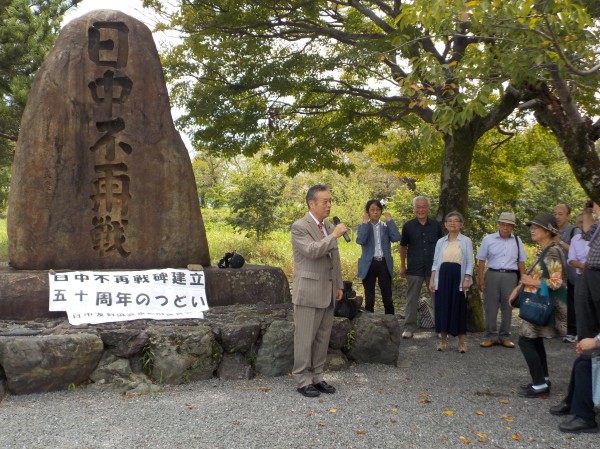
[
  {"xmin": 0, "ymin": 265, "xmax": 291, "ymax": 320},
  {"xmin": 0, "ymin": 306, "xmax": 401, "ymax": 400}
]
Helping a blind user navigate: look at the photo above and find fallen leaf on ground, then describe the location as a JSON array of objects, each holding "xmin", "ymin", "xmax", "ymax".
[
  {"xmin": 257, "ymin": 387, "xmax": 272, "ymax": 393},
  {"xmin": 499, "ymin": 399, "xmax": 510, "ymax": 404},
  {"xmin": 472, "ymin": 432, "xmax": 487, "ymax": 439},
  {"xmin": 443, "ymin": 410, "xmax": 454, "ymax": 415},
  {"xmin": 474, "ymin": 410, "xmax": 484, "ymax": 416},
  {"xmin": 356, "ymin": 430, "xmax": 368, "ymax": 435},
  {"xmin": 390, "ymin": 419, "xmax": 397, "ymax": 424},
  {"xmin": 307, "ymin": 411, "xmax": 315, "ymax": 417},
  {"xmin": 328, "ymin": 409, "xmax": 337, "ymax": 414},
  {"xmin": 391, "ymin": 406, "xmax": 398, "ymax": 413},
  {"xmin": 420, "ymin": 393, "xmax": 428, "ymax": 397},
  {"xmin": 459, "ymin": 435, "xmax": 470, "ymax": 444},
  {"xmin": 420, "ymin": 399, "xmax": 431, "ymax": 404},
  {"xmin": 512, "ymin": 434, "xmax": 521, "ymax": 441}
]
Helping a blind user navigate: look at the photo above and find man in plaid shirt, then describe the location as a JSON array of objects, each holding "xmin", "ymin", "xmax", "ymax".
[{"xmin": 577, "ymin": 200, "xmax": 600, "ymax": 339}]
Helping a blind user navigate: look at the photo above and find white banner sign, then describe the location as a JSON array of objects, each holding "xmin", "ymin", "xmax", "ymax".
[{"xmin": 49, "ymin": 269, "xmax": 208, "ymax": 325}]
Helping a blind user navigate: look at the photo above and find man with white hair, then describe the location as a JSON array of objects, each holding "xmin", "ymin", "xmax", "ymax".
[{"xmin": 400, "ymin": 196, "xmax": 443, "ymax": 338}]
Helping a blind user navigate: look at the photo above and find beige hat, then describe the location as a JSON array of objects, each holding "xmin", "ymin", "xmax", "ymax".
[{"xmin": 498, "ymin": 212, "xmax": 516, "ymax": 225}]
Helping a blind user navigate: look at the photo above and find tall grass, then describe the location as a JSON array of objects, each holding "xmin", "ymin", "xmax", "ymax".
[
  {"xmin": 0, "ymin": 218, "xmax": 7, "ymax": 261},
  {"xmin": 205, "ymin": 218, "xmax": 363, "ymax": 284}
]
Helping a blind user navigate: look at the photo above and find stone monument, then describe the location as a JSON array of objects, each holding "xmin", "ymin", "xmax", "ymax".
[
  {"xmin": 0, "ymin": 10, "xmax": 290, "ymax": 322},
  {"xmin": 8, "ymin": 9, "xmax": 210, "ymax": 270}
]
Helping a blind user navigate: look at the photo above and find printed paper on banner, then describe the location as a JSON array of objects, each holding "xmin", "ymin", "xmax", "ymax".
[{"xmin": 49, "ymin": 269, "xmax": 208, "ymax": 325}]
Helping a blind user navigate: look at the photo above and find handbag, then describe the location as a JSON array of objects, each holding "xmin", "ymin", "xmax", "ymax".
[
  {"xmin": 334, "ymin": 281, "xmax": 361, "ymax": 319},
  {"xmin": 518, "ymin": 280, "xmax": 554, "ymax": 326},
  {"xmin": 593, "ymin": 355, "xmax": 600, "ymax": 408}
]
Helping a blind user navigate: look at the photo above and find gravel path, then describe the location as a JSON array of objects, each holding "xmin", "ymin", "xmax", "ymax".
[{"xmin": 0, "ymin": 326, "xmax": 597, "ymax": 449}]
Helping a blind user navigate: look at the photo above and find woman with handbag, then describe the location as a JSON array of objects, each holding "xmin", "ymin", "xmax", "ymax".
[
  {"xmin": 429, "ymin": 211, "xmax": 473, "ymax": 353},
  {"xmin": 509, "ymin": 213, "xmax": 568, "ymax": 398}
]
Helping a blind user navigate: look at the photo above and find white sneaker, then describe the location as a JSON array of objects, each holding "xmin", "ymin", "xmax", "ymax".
[
  {"xmin": 402, "ymin": 330, "xmax": 413, "ymax": 339},
  {"xmin": 563, "ymin": 335, "xmax": 577, "ymax": 343}
]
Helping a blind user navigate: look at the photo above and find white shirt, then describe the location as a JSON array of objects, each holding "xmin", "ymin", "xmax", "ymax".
[{"xmin": 371, "ymin": 220, "xmax": 383, "ymax": 258}]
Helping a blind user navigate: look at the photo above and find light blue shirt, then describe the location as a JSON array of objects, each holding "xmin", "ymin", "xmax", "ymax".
[
  {"xmin": 431, "ymin": 233, "xmax": 473, "ymax": 291},
  {"xmin": 476, "ymin": 232, "xmax": 526, "ymax": 270}
]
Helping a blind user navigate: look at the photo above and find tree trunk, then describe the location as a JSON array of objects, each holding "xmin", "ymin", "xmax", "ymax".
[
  {"xmin": 437, "ymin": 125, "xmax": 485, "ymax": 332},
  {"xmin": 523, "ymin": 73, "xmax": 600, "ymax": 204},
  {"xmin": 559, "ymin": 123, "xmax": 600, "ymax": 203},
  {"xmin": 438, "ymin": 126, "xmax": 478, "ymax": 221}
]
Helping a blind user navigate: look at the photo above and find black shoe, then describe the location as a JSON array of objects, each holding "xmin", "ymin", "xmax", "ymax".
[
  {"xmin": 518, "ymin": 386, "xmax": 549, "ymax": 398},
  {"xmin": 549, "ymin": 401, "xmax": 570, "ymax": 416},
  {"xmin": 297, "ymin": 385, "xmax": 320, "ymax": 397},
  {"xmin": 313, "ymin": 381, "xmax": 336, "ymax": 394},
  {"xmin": 559, "ymin": 416, "xmax": 599, "ymax": 433},
  {"xmin": 520, "ymin": 380, "xmax": 551, "ymax": 392}
]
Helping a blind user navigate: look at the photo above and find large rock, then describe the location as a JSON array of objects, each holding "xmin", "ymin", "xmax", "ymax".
[
  {"xmin": 8, "ymin": 9, "xmax": 209, "ymax": 270},
  {"xmin": 147, "ymin": 326, "xmax": 222, "ymax": 384},
  {"xmin": 329, "ymin": 317, "xmax": 352, "ymax": 350},
  {"xmin": 216, "ymin": 321, "xmax": 261, "ymax": 353},
  {"xmin": 216, "ymin": 352, "xmax": 253, "ymax": 380},
  {"xmin": 0, "ymin": 334, "xmax": 104, "ymax": 394},
  {"xmin": 344, "ymin": 313, "xmax": 402, "ymax": 365},
  {"xmin": 98, "ymin": 328, "xmax": 148, "ymax": 357},
  {"xmin": 204, "ymin": 265, "xmax": 291, "ymax": 306},
  {"xmin": 254, "ymin": 320, "xmax": 294, "ymax": 377}
]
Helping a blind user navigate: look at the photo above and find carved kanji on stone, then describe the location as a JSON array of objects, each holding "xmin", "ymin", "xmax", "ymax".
[{"xmin": 8, "ymin": 10, "xmax": 210, "ymax": 269}]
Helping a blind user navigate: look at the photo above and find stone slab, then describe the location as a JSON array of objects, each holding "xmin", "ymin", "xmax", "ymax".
[{"xmin": 0, "ymin": 265, "xmax": 291, "ymax": 320}]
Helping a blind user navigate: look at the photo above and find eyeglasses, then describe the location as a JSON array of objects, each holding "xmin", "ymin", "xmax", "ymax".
[{"xmin": 445, "ymin": 220, "xmax": 462, "ymax": 223}]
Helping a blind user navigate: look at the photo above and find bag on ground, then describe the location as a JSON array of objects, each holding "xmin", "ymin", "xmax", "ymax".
[{"xmin": 417, "ymin": 296, "xmax": 435, "ymax": 329}]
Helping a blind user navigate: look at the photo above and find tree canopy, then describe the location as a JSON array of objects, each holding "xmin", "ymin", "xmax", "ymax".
[
  {"xmin": 0, "ymin": 0, "xmax": 80, "ymax": 209},
  {"xmin": 151, "ymin": 0, "xmax": 598, "ymax": 219}
]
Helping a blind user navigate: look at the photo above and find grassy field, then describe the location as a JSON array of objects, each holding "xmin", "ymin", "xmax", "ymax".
[{"xmin": 0, "ymin": 218, "xmax": 7, "ymax": 261}]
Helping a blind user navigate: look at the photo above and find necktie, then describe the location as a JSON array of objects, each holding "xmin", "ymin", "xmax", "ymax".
[{"xmin": 318, "ymin": 222, "xmax": 325, "ymax": 237}]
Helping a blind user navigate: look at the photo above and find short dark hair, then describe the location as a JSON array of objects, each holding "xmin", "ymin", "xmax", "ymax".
[
  {"xmin": 556, "ymin": 203, "xmax": 572, "ymax": 214},
  {"xmin": 444, "ymin": 211, "xmax": 464, "ymax": 223},
  {"xmin": 306, "ymin": 184, "xmax": 329, "ymax": 207},
  {"xmin": 365, "ymin": 199, "xmax": 383, "ymax": 213}
]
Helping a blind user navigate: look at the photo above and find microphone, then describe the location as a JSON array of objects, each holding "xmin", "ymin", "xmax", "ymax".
[{"xmin": 333, "ymin": 216, "xmax": 351, "ymax": 243}]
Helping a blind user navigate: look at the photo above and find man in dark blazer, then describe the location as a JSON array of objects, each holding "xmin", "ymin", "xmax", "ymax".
[{"xmin": 291, "ymin": 184, "xmax": 346, "ymax": 397}]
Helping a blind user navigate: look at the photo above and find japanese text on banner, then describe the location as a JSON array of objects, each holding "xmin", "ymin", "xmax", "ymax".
[{"xmin": 49, "ymin": 269, "xmax": 208, "ymax": 325}]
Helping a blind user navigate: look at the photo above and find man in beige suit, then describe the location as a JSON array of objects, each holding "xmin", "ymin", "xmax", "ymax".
[{"xmin": 292, "ymin": 185, "xmax": 347, "ymax": 397}]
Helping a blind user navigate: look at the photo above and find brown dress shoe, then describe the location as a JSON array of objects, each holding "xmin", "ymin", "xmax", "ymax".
[
  {"xmin": 479, "ymin": 339, "xmax": 498, "ymax": 348},
  {"xmin": 501, "ymin": 339, "xmax": 515, "ymax": 348}
]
